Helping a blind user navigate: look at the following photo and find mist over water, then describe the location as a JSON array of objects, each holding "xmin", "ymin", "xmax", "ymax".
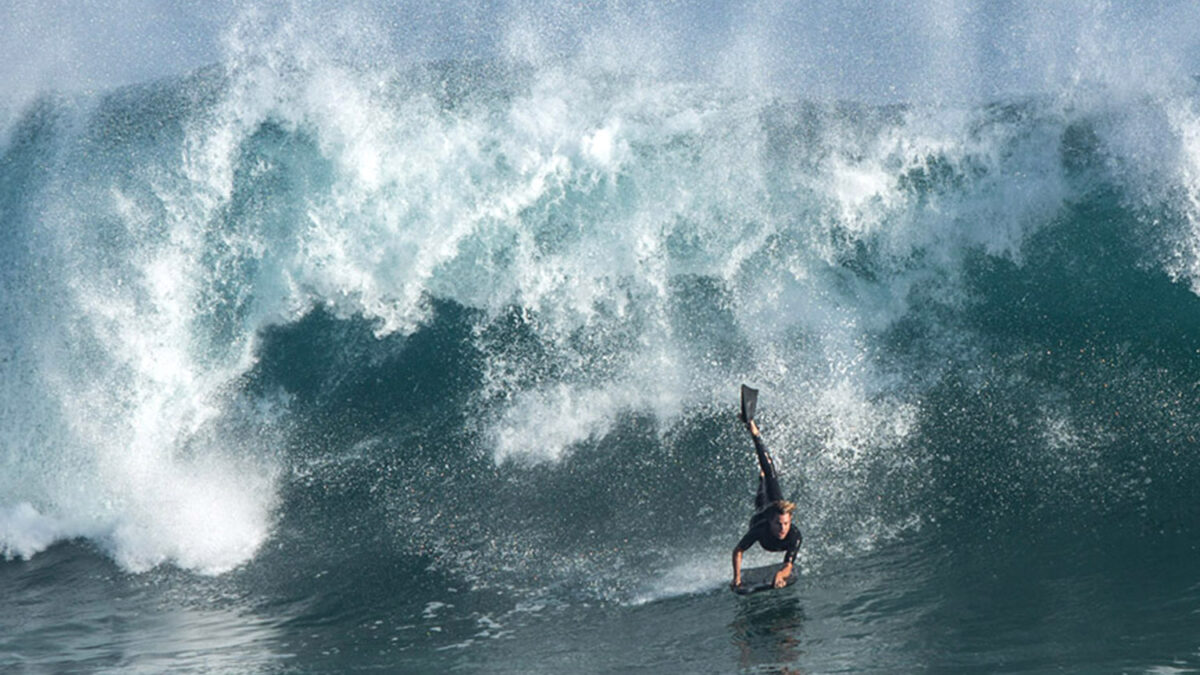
[{"xmin": 5, "ymin": 1, "xmax": 1200, "ymax": 671}]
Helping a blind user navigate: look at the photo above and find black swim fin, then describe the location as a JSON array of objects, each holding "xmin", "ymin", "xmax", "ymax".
[{"xmin": 740, "ymin": 385, "xmax": 758, "ymax": 425}]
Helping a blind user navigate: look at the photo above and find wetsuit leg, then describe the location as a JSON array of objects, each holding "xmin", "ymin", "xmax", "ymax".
[{"xmin": 753, "ymin": 435, "xmax": 785, "ymax": 503}]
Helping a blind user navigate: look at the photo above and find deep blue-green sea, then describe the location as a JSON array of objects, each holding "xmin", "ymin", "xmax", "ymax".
[{"xmin": 5, "ymin": 2, "xmax": 1200, "ymax": 672}]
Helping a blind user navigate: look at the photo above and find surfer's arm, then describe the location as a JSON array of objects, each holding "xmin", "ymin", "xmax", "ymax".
[
  {"xmin": 773, "ymin": 561, "xmax": 793, "ymax": 588},
  {"xmin": 731, "ymin": 530, "xmax": 756, "ymax": 588},
  {"xmin": 731, "ymin": 547, "xmax": 743, "ymax": 588},
  {"xmin": 775, "ymin": 530, "xmax": 801, "ymax": 586}
]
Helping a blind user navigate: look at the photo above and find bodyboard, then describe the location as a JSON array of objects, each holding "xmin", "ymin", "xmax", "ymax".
[{"xmin": 733, "ymin": 563, "xmax": 796, "ymax": 595}]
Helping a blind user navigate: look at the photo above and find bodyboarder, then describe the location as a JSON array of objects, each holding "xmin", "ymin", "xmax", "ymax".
[{"xmin": 730, "ymin": 386, "xmax": 801, "ymax": 590}]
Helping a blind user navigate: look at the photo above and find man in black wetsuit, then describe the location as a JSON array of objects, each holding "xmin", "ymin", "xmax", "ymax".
[{"xmin": 731, "ymin": 418, "xmax": 802, "ymax": 590}]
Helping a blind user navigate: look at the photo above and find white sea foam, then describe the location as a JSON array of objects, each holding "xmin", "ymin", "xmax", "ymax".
[
  {"xmin": 0, "ymin": 503, "xmax": 78, "ymax": 560},
  {"xmin": 628, "ymin": 557, "xmax": 731, "ymax": 606}
]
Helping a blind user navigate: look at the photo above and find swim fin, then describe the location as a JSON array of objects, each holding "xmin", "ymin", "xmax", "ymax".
[{"xmin": 740, "ymin": 385, "xmax": 758, "ymax": 425}]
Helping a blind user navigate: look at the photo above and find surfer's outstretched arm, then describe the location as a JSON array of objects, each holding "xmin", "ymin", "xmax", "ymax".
[{"xmin": 730, "ymin": 547, "xmax": 743, "ymax": 589}]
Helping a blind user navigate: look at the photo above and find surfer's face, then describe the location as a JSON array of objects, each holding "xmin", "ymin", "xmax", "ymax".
[{"xmin": 769, "ymin": 512, "xmax": 791, "ymax": 539}]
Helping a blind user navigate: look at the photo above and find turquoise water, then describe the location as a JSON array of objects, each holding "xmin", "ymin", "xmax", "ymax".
[{"xmin": 4, "ymin": 3, "xmax": 1200, "ymax": 672}]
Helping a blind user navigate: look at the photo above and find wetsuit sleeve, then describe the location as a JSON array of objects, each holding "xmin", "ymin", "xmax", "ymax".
[
  {"xmin": 735, "ymin": 528, "xmax": 757, "ymax": 552},
  {"xmin": 783, "ymin": 528, "xmax": 802, "ymax": 565}
]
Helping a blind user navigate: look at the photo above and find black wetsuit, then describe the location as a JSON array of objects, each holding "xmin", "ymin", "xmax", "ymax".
[{"xmin": 735, "ymin": 434, "xmax": 802, "ymax": 564}]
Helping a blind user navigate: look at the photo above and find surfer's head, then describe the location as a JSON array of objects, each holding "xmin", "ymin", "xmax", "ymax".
[{"xmin": 766, "ymin": 500, "xmax": 795, "ymax": 538}]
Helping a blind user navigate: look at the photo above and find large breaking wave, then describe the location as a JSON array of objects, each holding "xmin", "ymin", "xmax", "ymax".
[{"xmin": 3, "ymin": 2, "xmax": 1200, "ymax": 604}]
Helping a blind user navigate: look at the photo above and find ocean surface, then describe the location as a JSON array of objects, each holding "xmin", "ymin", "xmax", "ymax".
[{"xmin": 4, "ymin": 2, "xmax": 1200, "ymax": 672}]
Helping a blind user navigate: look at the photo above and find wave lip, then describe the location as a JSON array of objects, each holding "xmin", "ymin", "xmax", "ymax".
[
  {"xmin": 1, "ymin": 448, "xmax": 276, "ymax": 575},
  {"xmin": 0, "ymin": 502, "xmax": 82, "ymax": 561}
]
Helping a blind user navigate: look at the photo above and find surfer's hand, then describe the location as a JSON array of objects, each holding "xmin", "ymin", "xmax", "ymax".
[
  {"xmin": 773, "ymin": 562, "xmax": 793, "ymax": 587},
  {"xmin": 748, "ymin": 420, "xmax": 759, "ymax": 436},
  {"xmin": 731, "ymin": 577, "xmax": 741, "ymax": 590}
]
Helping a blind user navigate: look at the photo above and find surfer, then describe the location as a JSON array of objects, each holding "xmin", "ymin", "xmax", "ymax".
[{"xmin": 731, "ymin": 387, "xmax": 802, "ymax": 590}]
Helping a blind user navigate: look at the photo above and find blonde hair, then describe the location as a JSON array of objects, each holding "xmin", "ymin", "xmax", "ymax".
[{"xmin": 770, "ymin": 500, "xmax": 795, "ymax": 516}]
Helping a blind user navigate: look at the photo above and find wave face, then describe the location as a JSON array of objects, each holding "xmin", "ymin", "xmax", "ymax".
[{"xmin": 4, "ymin": 2, "xmax": 1200, "ymax": 670}]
